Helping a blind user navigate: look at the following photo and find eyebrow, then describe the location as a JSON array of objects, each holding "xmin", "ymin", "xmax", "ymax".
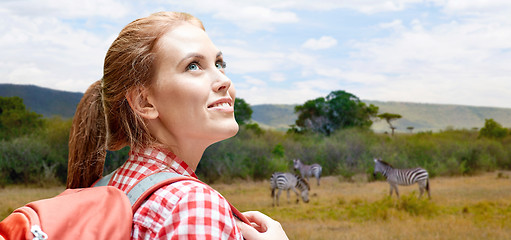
[{"xmin": 178, "ymin": 51, "xmax": 223, "ymax": 66}]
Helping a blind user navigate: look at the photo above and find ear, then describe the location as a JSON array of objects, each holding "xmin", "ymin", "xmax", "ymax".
[{"xmin": 126, "ymin": 86, "xmax": 159, "ymax": 120}]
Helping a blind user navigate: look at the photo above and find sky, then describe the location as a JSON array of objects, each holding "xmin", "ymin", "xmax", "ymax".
[{"xmin": 1, "ymin": 0, "xmax": 511, "ymax": 109}]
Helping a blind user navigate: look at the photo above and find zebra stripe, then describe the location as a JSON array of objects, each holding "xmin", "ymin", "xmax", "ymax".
[
  {"xmin": 270, "ymin": 172, "xmax": 310, "ymax": 206},
  {"xmin": 293, "ymin": 159, "xmax": 322, "ymax": 186},
  {"xmin": 373, "ymin": 158, "xmax": 431, "ymax": 199}
]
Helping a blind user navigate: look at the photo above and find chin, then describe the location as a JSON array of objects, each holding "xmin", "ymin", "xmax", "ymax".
[{"xmin": 215, "ymin": 120, "xmax": 239, "ymax": 141}]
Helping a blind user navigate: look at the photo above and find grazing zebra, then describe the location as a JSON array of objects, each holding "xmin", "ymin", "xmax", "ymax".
[
  {"xmin": 373, "ymin": 158, "xmax": 431, "ymax": 199},
  {"xmin": 270, "ymin": 172, "xmax": 310, "ymax": 206},
  {"xmin": 293, "ymin": 159, "xmax": 322, "ymax": 186}
]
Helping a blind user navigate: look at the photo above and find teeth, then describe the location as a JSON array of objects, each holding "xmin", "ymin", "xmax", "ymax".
[{"xmin": 212, "ymin": 102, "xmax": 230, "ymax": 108}]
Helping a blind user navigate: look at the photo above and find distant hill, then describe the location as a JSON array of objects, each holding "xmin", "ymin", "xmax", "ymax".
[
  {"xmin": 251, "ymin": 101, "xmax": 511, "ymax": 133},
  {"xmin": 2, "ymin": 84, "xmax": 511, "ymax": 132},
  {"xmin": 251, "ymin": 104, "xmax": 297, "ymax": 130},
  {"xmin": 366, "ymin": 100, "xmax": 511, "ymax": 133},
  {"xmin": 0, "ymin": 84, "xmax": 82, "ymax": 118}
]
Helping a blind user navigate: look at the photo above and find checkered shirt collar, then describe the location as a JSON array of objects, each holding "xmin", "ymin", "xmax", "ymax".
[{"xmin": 129, "ymin": 146, "xmax": 198, "ymax": 179}]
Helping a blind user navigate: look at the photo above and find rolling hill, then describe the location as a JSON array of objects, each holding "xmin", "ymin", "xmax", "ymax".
[
  {"xmin": 2, "ymin": 83, "xmax": 511, "ymax": 132},
  {"xmin": 251, "ymin": 101, "xmax": 511, "ymax": 133},
  {"xmin": 0, "ymin": 84, "xmax": 82, "ymax": 118}
]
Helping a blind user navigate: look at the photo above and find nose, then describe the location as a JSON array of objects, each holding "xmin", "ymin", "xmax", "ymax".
[{"xmin": 212, "ymin": 70, "xmax": 232, "ymax": 93}]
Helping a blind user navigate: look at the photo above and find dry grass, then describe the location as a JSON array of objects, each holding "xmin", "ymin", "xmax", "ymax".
[
  {"xmin": 0, "ymin": 185, "xmax": 64, "ymax": 219},
  {"xmin": 215, "ymin": 171, "xmax": 511, "ymax": 240},
  {"xmin": 2, "ymin": 172, "xmax": 511, "ymax": 239}
]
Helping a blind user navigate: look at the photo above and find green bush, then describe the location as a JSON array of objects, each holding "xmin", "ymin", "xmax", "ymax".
[
  {"xmin": 1, "ymin": 108, "xmax": 511, "ymax": 185},
  {"xmin": 0, "ymin": 136, "xmax": 55, "ymax": 185}
]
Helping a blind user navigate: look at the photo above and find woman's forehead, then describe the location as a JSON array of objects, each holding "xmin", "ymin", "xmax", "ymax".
[{"xmin": 156, "ymin": 23, "xmax": 218, "ymax": 58}]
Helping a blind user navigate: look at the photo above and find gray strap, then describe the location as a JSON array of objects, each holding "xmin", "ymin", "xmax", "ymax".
[
  {"xmin": 94, "ymin": 170, "xmax": 183, "ymax": 207},
  {"xmin": 93, "ymin": 170, "xmax": 117, "ymax": 187},
  {"xmin": 126, "ymin": 172, "xmax": 182, "ymax": 206}
]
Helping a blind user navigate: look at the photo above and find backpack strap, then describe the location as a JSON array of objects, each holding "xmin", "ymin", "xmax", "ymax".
[
  {"xmin": 126, "ymin": 172, "xmax": 186, "ymax": 210},
  {"xmin": 94, "ymin": 171, "xmax": 251, "ymax": 224},
  {"xmin": 93, "ymin": 170, "xmax": 117, "ymax": 187}
]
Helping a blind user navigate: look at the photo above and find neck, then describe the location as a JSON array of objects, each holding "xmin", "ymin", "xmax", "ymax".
[
  {"xmin": 146, "ymin": 120, "xmax": 214, "ymax": 171},
  {"xmin": 380, "ymin": 164, "xmax": 393, "ymax": 177},
  {"xmin": 167, "ymin": 139, "xmax": 210, "ymax": 171}
]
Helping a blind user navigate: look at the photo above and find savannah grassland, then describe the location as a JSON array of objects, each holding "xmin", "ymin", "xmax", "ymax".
[
  {"xmin": 2, "ymin": 172, "xmax": 510, "ymax": 239},
  {"xmin": 220, "ymin": 172, "xmax": 511, "ymax": 240}
]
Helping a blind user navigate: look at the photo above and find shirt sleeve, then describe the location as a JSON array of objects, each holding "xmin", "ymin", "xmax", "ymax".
[{"xmin": 132, "ymin": 180, "xmax": 244, "ymax": 240}]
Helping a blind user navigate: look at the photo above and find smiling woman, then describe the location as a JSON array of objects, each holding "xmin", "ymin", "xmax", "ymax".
[{"xmin": 66, "ymin": 11, "xmax": 288, "ymax": 240}]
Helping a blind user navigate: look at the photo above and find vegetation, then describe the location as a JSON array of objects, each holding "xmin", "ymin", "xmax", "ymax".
[
  {"xmin": 4, "ymin": 172, "xmax": 511, "ymax": 239},
  {"xmin": 377, "ymin": 112, "xmax": 402, "ymax": 135},
  {"xmin": 479, "ymin": 118, "xmax": 508, "ymax": 139},
  {"xmin": 0, "ymin": 96, "xmax": 45, "ymax": 140},
  {"xmin": 2, "ymin": 90, "xmax": 511, "ymax": 238},
  {"xmin": 292, "ymin": 90, "xmax": 379, "ymax": 135},
  {"xmin": 1, "ymin": 91, "xmax": 511, "ymax": 186},
  {"xmin": 234, "ymin": 98, "xmax": 253, "ymax": 125}
]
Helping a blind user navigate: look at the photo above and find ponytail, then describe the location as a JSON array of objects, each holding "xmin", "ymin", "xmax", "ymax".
[{"xmin": 67, "ymin": 80, "xmax": 107, "ymax": 188}]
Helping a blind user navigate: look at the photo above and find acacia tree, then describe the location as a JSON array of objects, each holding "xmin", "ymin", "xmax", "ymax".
[
  {"xmin": 377, "ymin": 112, "xmax": 402, "ymax": 136},
  {"xmin": 293, "ymin": 90, "xmax": 379, "ymax": 135}
]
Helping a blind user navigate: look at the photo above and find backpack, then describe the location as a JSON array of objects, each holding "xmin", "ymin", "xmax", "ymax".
[{"xmin": 0, "ymin": 171, "xmax": 249, "ymax": 240}]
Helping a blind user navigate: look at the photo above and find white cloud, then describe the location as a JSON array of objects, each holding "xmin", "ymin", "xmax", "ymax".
[
  {"xmin": 344, "ymin": 11, "xmax": 511, "ymax": 107},
  {"xmin": 169, "ymin": 0, "xmax": 299, "ymax": 31},
  {"xmin": 236, "ymin": 83, "xmax": 324, "ymax": 105},
  {"xmin": 267, "ymin": 0, "xmax": 424, "ymax": 13},
  {"xmin": 0, "ymin": 9, "xmax": 107, "ymax": 92},
  {"xmin": 7, "ymin": 64, "xmax": 51, "ymax": 84},
  {"xmin": 1, "ymin": 0, "xmax": 511, "ymax": 109},
  {"xmin": 302, "ymin": 36, "xmax": 338, "ymax": 50},
  {"xmin": 213, "ymin": 6, "xmax": 298, "ymax": 31},
  {"xmin": 220, "ymin": 45, "xmax": 290, "ymax": 74},
  {"xmin": 244, "ymin": 76, "xmax": 267, "ymax": 86},
  {"xmin": 378, "ymin": 19, "xmax": 405, "ymax": 31},
  {"xmin": 0, "ymin": 0, "xmax": 130, "ymax": 19},
  {"xmin": 270, "ymin": 73, "xmax": 287, "ymax": 82}
]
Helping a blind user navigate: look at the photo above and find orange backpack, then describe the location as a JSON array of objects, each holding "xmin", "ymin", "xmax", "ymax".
[{"xmin": 0, "ymin": 171, "xmax": 249, "ymax": 240}]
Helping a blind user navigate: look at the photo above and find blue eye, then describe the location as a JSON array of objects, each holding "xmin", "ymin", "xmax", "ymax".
[
  {"xmin": 187, "ymin": 63, "xmax": 200, "ymax": 71},
  {"xmin": 216, "ymin": 61, "xmax": 226, "ymax": 70}
]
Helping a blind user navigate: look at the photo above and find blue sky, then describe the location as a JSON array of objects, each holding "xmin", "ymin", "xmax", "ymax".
[{"xmin": 1, "ymin": 0, "xmax": 510, "ymax": 108}]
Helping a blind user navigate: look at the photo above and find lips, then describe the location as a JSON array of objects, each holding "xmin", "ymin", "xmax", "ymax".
[
  {"xmin": 209, "ymin": 102, "xmax": 231, "ymax": 108},
  {"xmin": 207, "ymin": 98, "xmax": 233, "ymax": 111}
]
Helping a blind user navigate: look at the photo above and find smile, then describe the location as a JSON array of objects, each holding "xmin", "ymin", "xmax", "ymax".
[
  {"xmin": 209, "ymin": 102, "xmax": 231, "ymax": 108},
  {"xmin": 207, "ymin": 98, "xmax": 234, "ymax": 112}
]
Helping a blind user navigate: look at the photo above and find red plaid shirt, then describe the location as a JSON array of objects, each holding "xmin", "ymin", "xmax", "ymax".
[{"xmin": 109, "ymin": 147, "xmax": 244, "ymax": 239}]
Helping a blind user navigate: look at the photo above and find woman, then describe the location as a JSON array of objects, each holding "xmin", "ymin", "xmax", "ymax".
[{"xmin": 67, "ymin": 12, "xmax": 288, "ymax": 240}]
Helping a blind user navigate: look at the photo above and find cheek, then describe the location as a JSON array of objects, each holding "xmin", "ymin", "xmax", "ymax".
[{"xmin": 228, "ymin": 85, "xmax": 236, "ymax": 99}]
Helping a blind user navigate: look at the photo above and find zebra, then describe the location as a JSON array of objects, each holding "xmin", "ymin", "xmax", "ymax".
[
  {"xmin": 270, "ymin": 172, "xmax": 310, "ymax": 206},
  {"xmin": 373, "ymin": 158, "xmax": 431, "ymax": 199},
  {"xmin": 293, "ymin": 159, "xmax": 322, "ymax": 186}
]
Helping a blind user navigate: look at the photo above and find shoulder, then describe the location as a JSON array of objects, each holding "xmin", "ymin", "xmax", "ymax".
[
  {"xmin": 137, "ymin": 178, "xmax": 225, "ymax": 212},
  {"xmin": 156, "ymin": 179, "xmax": 226, "ymax": 206},
  {"xmin": 132, "ymin": 179, "xmax": 242, "ymax": 239}
]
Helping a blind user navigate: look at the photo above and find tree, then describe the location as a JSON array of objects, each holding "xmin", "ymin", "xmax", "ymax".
[
  {"xmin": 377, "ymin": 113, "xmax": 402, "ymax": 136},
  {"xmin": 234, "ymin": 98, "xmax": 253, "ymax": 125},
  {"xmin": 0, "ymin": 96, "xmax": 44, "ymax": 140},
  {"xmin": 479, "ymin": 118, "xmax": 507, "ymax": 139},
  {"xmin": 294, "ymin": 90, "xmax": 379, "ymax": 135}
]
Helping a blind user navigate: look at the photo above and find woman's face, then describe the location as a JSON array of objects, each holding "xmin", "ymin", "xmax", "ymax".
[{"xmin": 148, "ymin": 23, "xmax": 239, "ymax": 147}]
